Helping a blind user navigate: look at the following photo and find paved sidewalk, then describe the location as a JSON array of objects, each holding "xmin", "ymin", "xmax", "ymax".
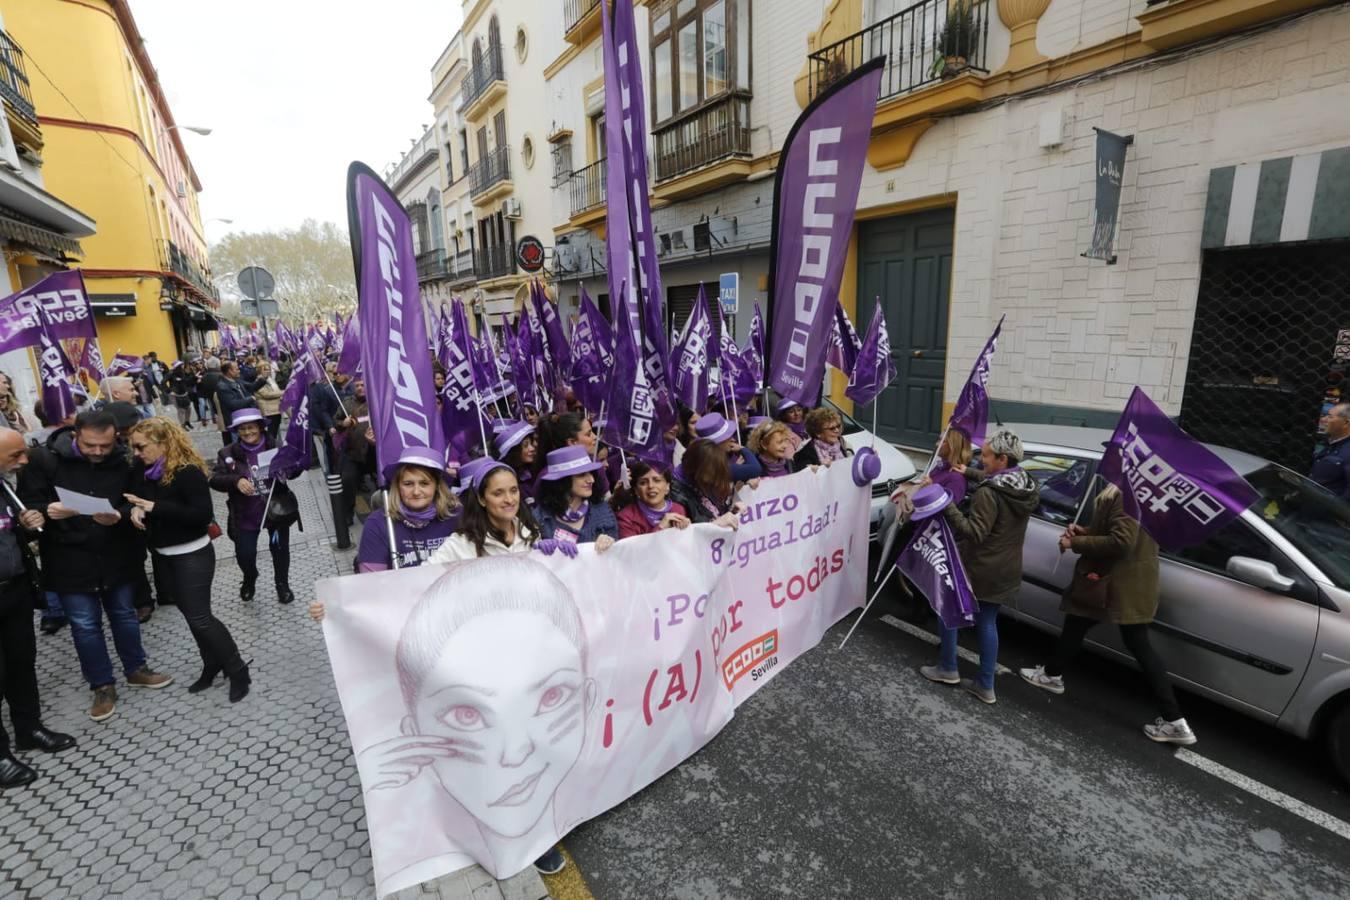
[{"xmin": 0, "ymin": 427, "xmax": 546, "ymax": 900}]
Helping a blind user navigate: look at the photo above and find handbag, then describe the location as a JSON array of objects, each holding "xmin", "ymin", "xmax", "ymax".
[
  {"xmin": 265, "ymin": 482, "xmax": 302, "ymax": 531},
  {"xmin": 207, "ymin": 521, "xmax": 223, "ymax": 540}
]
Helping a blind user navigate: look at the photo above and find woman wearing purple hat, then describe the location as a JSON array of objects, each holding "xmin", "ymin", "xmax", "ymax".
[
  {"xmin": 351, "ymin": 450, "xmax": 459, "ymax": 573},
  {"xmin": 669, "ymin": 439, "xmax": 742, "ymax": 528},
  {"xmin": 493, "ymin": 420, "xmax": 540, "ymax": 507},
  {"xmin": 774, "ymin": 398, "xmax": 807, "ymax": 451},
  {"xmin": 430, "ymin": 459, "xmax": 555, "ymax": 562},
  {"xmin": 539, "ymin": 412, "xmax": 612, "ymax": 498},
  {"xmin": 694, "ymin": 413, "xmax": 762, "ymax": 484},
  {"xmin": 534, "ymin": 446, "xmax": 619, "ymax": 550},
  {"xmin": 209, "ymin": 408, "xmax": 297, "ymax": 604}
]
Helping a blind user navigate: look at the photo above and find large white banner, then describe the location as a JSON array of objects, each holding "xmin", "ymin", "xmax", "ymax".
[{"xmin": 318, "ymin": 463, "xmax": 869, "ymax": 897}]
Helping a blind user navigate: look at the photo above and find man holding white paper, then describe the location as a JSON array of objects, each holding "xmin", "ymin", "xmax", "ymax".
[{"xmin": 18, "ymin": 409, "xmax": 173, "ymax": 723}]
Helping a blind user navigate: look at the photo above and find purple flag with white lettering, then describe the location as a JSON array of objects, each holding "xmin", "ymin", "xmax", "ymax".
[
  {"xmin": 845, "ymin": 305, "xmax": 896, "ymax": 407},
  {"xmin": 441, "ymin": 299, "xmax": 486, "ymax": 464},
  {"xmin": 826, "ymin": 301, "xmax": 862, "ymax": 377},
  {"xmin": 743, "ymin": 302, "xmax": 765, "ymax": 390},
  {"xmin": 108, "ymin": 353, "xmax": 143, "ymax": 375},
  {"xmin": 671, "ymin": 285, "xmax": 714, "ymax": 413},
  {"xmin": 335, "ymin": 313, "xmax": 361, "ymax": 377},
  {"xmin": 606, "ymin": 278, "xmax": 667, "ymax": 463},
  {"xmin": 347, "ymin": 162, "xmax": 444, "ymax": 483},
  {"xmin": 0, "ymin": 269, "xmax": 97, "ymax": 353},
  {"xmin": 766, "ymin": 57, "xmax": 883, "ymax": 405},
  {"xmin": 948, "ymin": 314, "xmax": 1003, "ymax": 446},
  {"xmin": 272, "ymin": 352, "xmax": 318, "ymax": 475},
  {"xmin": 717, "ymin": 304, "xmax": 756, "ymax": 408},
  {"xmin": 602, "ymin": 0, "xmax": 675, "ymax": 452},
  {"xmin": 531, "ymin": 281, "xmax": 571, "ymax": 385},
  {"xmin": 1097, "ymin": 386, "xmax": 1259, "ymax": 551},
  {"xmin": 568, "ymin": 289, "xmax": 613, "ymax": 415},
  {"xmin": 501, "ymin": 313, "xmax": 538, "ymax": 415},
  {"xmin": 897, "ymin": 516, "xmax": 978, "ymax": 629},
  {"xmin": 36, "ymin": 323, "xmax": 78, "ymax": 423},
  {"xmin": 78, "ymin": 337, "xmax": 106, "ymax": 384}
]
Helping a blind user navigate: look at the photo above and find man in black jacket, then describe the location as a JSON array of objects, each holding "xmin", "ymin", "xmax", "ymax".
[
  {"xmin": 214, "ymin": 360, "xmax": 264, "ymax": 448},
  {"xmin": 0, "ymin": 428, "xmax": 76, "ymax": 789},
  {"xmin": 18, "ymin": 409, "xmax": 172, "ymax": 723}
]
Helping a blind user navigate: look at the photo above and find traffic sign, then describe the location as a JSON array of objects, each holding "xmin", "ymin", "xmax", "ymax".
[
  {"xmin": 237, "ymin": 266, "xmax": 275, "ymax": 300},
  {"xmin": 718, "ymin": 272, "xmax": 738, "ymax": 315}
]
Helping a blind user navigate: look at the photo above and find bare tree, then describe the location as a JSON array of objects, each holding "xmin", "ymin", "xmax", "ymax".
[{"xmin": 210, "ymin": 219, "xmax": 356, "ymax": 323}]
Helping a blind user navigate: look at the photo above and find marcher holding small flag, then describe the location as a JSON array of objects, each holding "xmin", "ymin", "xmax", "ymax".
[
  {"xmin": 209, "ymin": 408, "xmax": 297, "ymax": 605},
  {"xmin": 534, "ymin": 447, "xmax": 619, "ymax": 550},
  {"xmin": 1020, "ymin": 483, "xmax": 1196, "ymax": 745},
  {"xmin": 613, "ymin": 461, "xmax": 691, "ymax": 538},
  {"xmin": 793, "ymin": 407, "xmax": 853, "ymax": 469},
  {"xmin": 920, "ymin": 429, "xmax": 1038, "ymax": 705}
]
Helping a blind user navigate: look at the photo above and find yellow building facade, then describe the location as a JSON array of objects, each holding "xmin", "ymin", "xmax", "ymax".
[{"xmin": 4, "ymin": 0, "xmax": 217, "ymax": 363}]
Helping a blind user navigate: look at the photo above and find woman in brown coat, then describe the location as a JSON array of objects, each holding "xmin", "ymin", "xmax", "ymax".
[{"xmin": 1019, "ymin": 484, "xmax": 1197, "ymax": 746}]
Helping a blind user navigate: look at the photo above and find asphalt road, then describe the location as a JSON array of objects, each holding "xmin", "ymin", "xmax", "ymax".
[{"xmin": 563, "ymin": 593, "xmax": 1350, "ymax": 899}]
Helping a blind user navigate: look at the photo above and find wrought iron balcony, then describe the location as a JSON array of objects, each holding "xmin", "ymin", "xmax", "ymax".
[
  {"xmin": 564, "ymin": 0, "xmax": 602, "ymax": 36},
  {"xmin": 652, "ymin": 93, "xmax": 752, "ymax": 183},
  {"xmin": 163, "ymin": 240, "xmax": 216, "ymax": 300},
  {"xmin": 808, "ymin": 0, "xmax": 990, "ymax": 104},
  {"xmin": 568, "ymin": 158, "xmax": 606, "ymax": 217},
  {"xmin": 449, "ymin": 249, "xmax": 476, "ymax": 284},
  {"xmin": 460, "ymin": 42, "xmax": 505, "ymax": 112},
  {"xmin": 473, "ymin": 244, "xmax": 515, "ymax": 281},
  {"xmin": 416, "ymin": 248, "xmax": 449, "ymax": 282},
  {"xmin": 468, "ymin": 145, "xmax": 512, "ymax": 199},
  {"xmin": 0, "ymin": 31, "xmax": 37, "ymax": 124}
]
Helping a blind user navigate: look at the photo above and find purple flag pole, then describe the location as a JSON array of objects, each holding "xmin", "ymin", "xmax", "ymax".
[{"xmin": 765, "ymin": 56, "xmax": 884, "ymax": 406}]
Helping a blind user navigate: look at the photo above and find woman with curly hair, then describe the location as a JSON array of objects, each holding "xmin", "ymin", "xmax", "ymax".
[{"xmin": 124, "ymin": 417, "xmax": 250, "ymax": 703}]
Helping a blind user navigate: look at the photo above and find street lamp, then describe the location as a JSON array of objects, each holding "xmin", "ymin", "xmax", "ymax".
[{"xmin": 168, "ymin": 125, "xmax": 213, "ymax": 136}]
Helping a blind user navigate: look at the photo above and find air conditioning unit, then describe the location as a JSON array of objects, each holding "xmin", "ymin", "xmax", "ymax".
[
  {"xmin": 502, "ymin": 197, "xmax": 523, "ymax": 219},
  {"xmin": 176, "ymin": 181, "xmax": 187, "ymax": 198},
  {"xmin": 0, "ymin": 115, "xmax": 22, "ymax": 174}
]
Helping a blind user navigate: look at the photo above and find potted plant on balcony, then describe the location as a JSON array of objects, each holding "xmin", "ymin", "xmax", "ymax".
[{"xmin": 931, "ymin": 1, "xmax": 980, "ymax": 80}]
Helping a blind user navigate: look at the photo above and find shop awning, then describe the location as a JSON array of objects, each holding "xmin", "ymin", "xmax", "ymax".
[
  {"xmin": 186, "ymin": 303, "xmax": 218, "ymax": 330},
  {"xmin": 0, "ymin": 209, "xmax": 84, "ymax": 258},
  {"xmin": 1202, "ymin": 145, "xmax": 1350, "ymax": 249}
]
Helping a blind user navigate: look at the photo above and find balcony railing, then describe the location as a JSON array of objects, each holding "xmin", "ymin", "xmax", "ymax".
[
  {"xmin": 564, "ymin": 0, "xmax": 602, "ymax": 35},
  {"xmin": 473, "ymin": 244, "xmax": 515, "ymax": 281},
  {"xmin": 416, "ymin": 248, "xmax": 449, "ymax": 282},
  {"xmin": 460, "ymin": 42, "xmax": 505, "ymax": 111},
  {"xmin": 808, "ymin": 0, "xmax": 991, "ymax": 104},
  {"xmin": 163, "ymin": 240, "xmax": 217, "ymax": 301},
  {"xmin": 653, "ymin": 93, "xmax": 752, "ymax": 183},
  {"xmin": 469, "ymin": 145, "xmax": 512, "ymax": 198},
  {"xmin": 449, "ymin": 249, "xmax": 476, "ymax": 282},
  {"xmin": 0, "ymin": 31, "xmax": 37, "ymax": 124},
  {"xmin": 568, "ymin": 158, "xmax": 607, "ymax": 216}
]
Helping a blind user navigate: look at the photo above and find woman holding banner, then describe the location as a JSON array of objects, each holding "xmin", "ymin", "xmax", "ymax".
[
  {"xmin": 209, "ymin": 408, "xmax": 296, "ymax": 605},
  {"xmin": 748, "ymin": 421, "xmax": 798, "ymax": 479},
  {"xmin": 124, "ymin": 417, "xmax": 250, "ymax": 703},
  {"xmin": 1019, "ymin": 484, "xmax": 1196, "ymax": 745},
  {"xmin": 534, "ymin": 447, "xmax": 618, "ymax": 550},
  {"xmin": 669, "ymin": 440, "xmax": 742, "ymax": 529},
  {"xmin": 613, "ymin": 461, "xmax": 691, "ymax": 538},
  {"xmin": 351, "ymin": 450, "xmax": 459, "ymax": 574}
]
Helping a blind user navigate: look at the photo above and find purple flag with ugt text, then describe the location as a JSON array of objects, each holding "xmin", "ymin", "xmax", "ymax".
[
  {"xmin": 347, "ymin": 162, "xmax": 444, "ymax": 482},
  {"xmin": 568, "ymin": 289, "xmax": 613, "ymax": 415},
  {"xmin": 845, "ymin": 304, "xmax": 897, "ymax": 408},
  {"xmin": 671, "ymin": 285, "xmax": 714, "ymax": 414},
  {"xmin": 826, "ymin": 301, "xmax": 862, "ymax": 377},
  {"xmin": 1097, "ymin": 386, "xmax": 1259, "ymax": 551},
  {"xmin": 0, "ymin": 269, "xmax": 97, "ymax": 354},
  {"xmin": 897, "ymin": 516, "xmax": 978, "ymax": 629},
  {"xmin": 766, "ymin": 57, "xmax": 883, "ymax": 405},
  {"xmin": 272, "ymin": 353, "xmax": 319, "ymax": 476},
  {"xmin": 602, "ymin": 0, "xmax": 675, "ymax": 453},
  {"xmin": 948, "ymin": 314, "xmax": 1004, "ymax": 446}
]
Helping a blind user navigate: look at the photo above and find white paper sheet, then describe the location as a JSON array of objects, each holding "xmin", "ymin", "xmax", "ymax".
[{"xmin": 55, "ymin": 487, "xmax": 117, "ymax": 516}]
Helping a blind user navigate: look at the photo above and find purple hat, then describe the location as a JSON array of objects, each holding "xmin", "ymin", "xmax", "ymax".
[
  {"xmin": 775, "ymin": 398, "xmax": 800, "ymax": 413},
  {"xmin": 852, "ymin": 446, "xmax": 882, "ymax": 486},
  {"xmin": 229, "ymin": 407, "xmax": 266, "ymax": 428},
  {"xmin": 494, "ymin": 420, "xmax": 535, "ymax": 457},
  {"xmin": 455, "ymin": 456, "xmax": 511, "ymax": 495},
  {"xmin": 393, "ymin": 446, "xmax": 445, "ymax": 473},
  {"xmin": 910, "ymin": 484, "xmax": 953, "ymax": 520},
  {"xmin": 747, "ymin": 416, "xmax": 771, "ymax": 428},
  {"xmin": 539, "ymin": 445, "xmax": 603, "ymax": 481},
  {"xmin": 694, "ymin": 413, "xmax": 736, "ymax": 444}
]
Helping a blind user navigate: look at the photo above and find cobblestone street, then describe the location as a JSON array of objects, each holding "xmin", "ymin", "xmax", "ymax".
[{"xmin": 0, "ymin": 428, "xmax": 378, "ymax": 899}]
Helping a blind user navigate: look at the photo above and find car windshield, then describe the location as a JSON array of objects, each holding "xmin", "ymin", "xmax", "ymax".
[{"xmin": 1246, "ymin": 465, "xmax": 1350, "ymax": 590}]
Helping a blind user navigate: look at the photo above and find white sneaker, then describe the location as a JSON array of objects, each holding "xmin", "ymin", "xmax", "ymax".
[
  {"xmin": 1019, "ymin": 665, "xmax": 1065, "ymax": 695},
  {"xmin": 1143, "ymin": 717, "xmax": 1197, "ymax": 746}
]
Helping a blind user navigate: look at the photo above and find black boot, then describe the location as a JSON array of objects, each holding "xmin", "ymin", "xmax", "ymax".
[
  {"xmin": 228, "ymin": 664, "xmax": 251, "ymax": 703},
  {"xmin": 240, "ymin": 577, "xmax": 256, "ymax": 602},
  {"xmin": 188, "ymin": 664, "xmax": 223, "ymax": 694},
  {"xmin": 276, "ymin": 585, "xmax": 295, "ymax": 605}
]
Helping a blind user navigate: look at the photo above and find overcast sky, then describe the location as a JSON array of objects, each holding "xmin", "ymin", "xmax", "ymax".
[{"xmin": 132, "ymin": 0, "xmax": 460, "ymax": 245}]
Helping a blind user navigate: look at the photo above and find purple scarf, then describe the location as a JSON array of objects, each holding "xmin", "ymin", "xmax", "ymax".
[
  {"xmin": 560, "ymin": 501, "xmax": 589, "ymax": 524},
  {"xmin": 759, "ymin": 455, "xmax": 790, "ymax": 478},
  {"xmin": 814, "ymin": 438, "xmax": 845, "ymax": 464},
  {"xmin": 402, "ymin": 503, "xmax": 439, "ymax": 527},
  {"xmin": 640, "ymin": 499, "xmax": 672, "ymax": 528},
  {"xmin": 144, "ymin": 456, "xmax": 167, "ymax": 482}
]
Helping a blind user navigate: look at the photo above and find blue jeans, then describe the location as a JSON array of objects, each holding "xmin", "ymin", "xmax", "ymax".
[
  {"xmin": 41, "ymin": 591, "xmax": 64, "ymax": 622},
  {"xmin": 938, "ymin": 601, "xmax": 1001, "ymax": 691},
  {"xmin": 60, "ymin": 583, "xmax": 148, "ymax": 689},
  {"xmin": 196, "ymin": 397, "xmax": 213, "ymax": 422}
]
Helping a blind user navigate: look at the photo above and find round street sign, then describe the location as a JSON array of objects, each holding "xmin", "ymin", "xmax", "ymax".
[
  {"xmin": 237, "ymin": 266, "xmax": 275, "ymax": 300},
  {"xmin": 516, "ymin": 235, "xmax": 545, "ymax": 273}
]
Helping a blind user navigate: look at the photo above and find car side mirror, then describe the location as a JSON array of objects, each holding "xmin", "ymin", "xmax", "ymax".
[{"xmin": 1226, "ymin": 556, "xmax": 1296, "ymax": 594}]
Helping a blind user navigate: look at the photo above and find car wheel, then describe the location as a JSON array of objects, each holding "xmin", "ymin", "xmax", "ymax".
[{"xmin": 1326, "ymin": 702, "xmax": 1350, "ymax": 785}]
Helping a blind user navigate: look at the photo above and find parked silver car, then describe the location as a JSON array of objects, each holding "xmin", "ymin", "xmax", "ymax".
[{"xmin": 993, "ymin": 424, "xmax": 1350, "ymax": 781}]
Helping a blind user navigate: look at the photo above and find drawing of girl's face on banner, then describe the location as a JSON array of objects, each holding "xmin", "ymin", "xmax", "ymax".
[{"xmin": 395, "ymin": 558, "xmax": 593, "ymax": 841}]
